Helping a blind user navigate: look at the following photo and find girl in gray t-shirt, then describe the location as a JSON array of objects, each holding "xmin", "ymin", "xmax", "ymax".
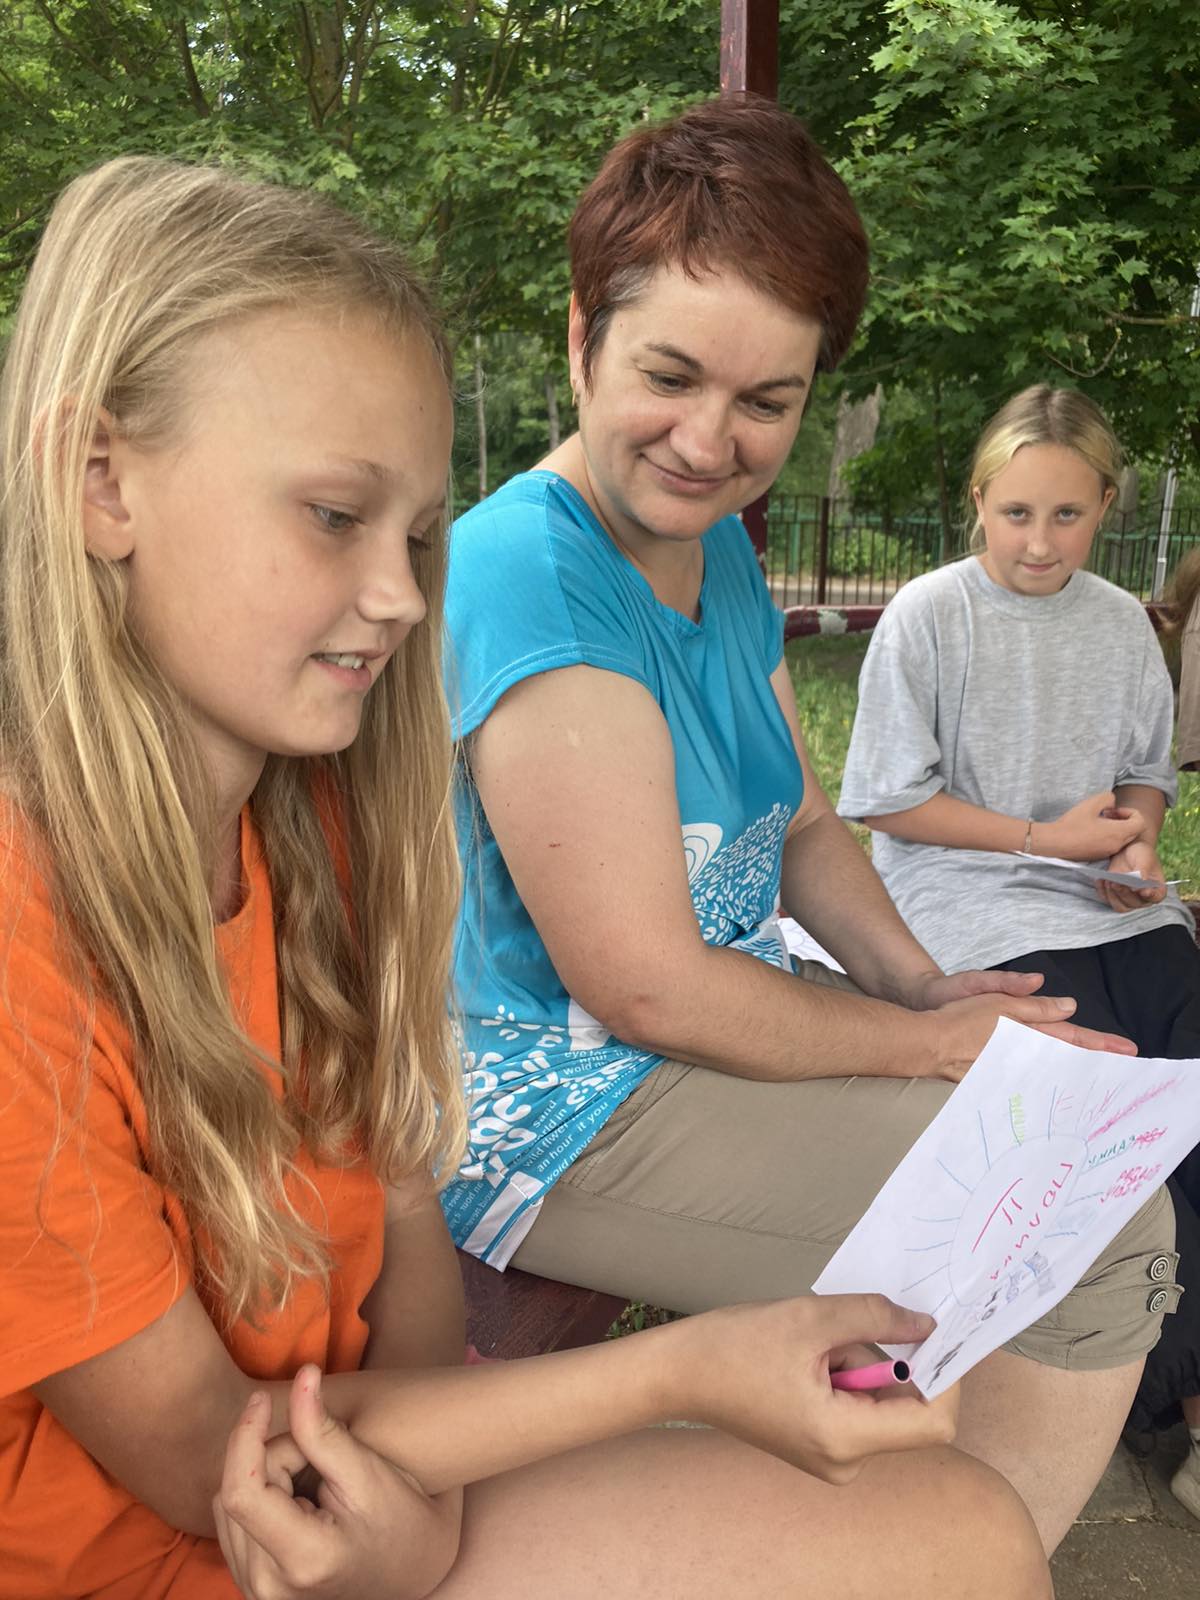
[{"xmin": 839, "ymin": 382, "xmax": 1200, "ymax": 1514}]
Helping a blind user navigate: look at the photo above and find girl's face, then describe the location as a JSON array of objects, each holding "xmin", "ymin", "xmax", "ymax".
[
  {"xmin": 974, "ymin": 442, "xmax": 1115, "ymax": 597},
  {"xmin": 569, "ymin": 263, "xmax": 822, "ymax": 556},
  {"xmin": 87, "ymin": 307, "xmax": 452, "ymax": 807}
]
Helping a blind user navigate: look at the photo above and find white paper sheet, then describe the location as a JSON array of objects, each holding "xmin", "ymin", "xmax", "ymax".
[
  {"xmin": 814, "ymin": 1018, "xmax": 1200, "ymax": 1397},
  {"xmin": 1007, "ymin": 851, "xmax": 1186, "ymax": 889},
  {"xmin": 778, "ymin": 916, "xmax": 846, "ymax": 973}
]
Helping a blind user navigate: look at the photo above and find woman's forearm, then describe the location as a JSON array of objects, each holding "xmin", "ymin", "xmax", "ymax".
[
  {"xmin": 778, "ymin": 810, "xmax": 943, "ymax": 1006},
  {"xmin": 606, "ymin": 933, "xmax": 938, "ymax": 1082}
]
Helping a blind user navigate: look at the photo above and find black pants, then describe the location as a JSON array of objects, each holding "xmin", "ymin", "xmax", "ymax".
[{"xmin": 992, "ymin": 923, "xmax": 1200, "ymax": 1430}]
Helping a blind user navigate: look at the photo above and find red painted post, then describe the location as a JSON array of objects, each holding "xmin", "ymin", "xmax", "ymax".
[
  {"xmin": 720, "ymin": 0, "xmax": 779, "ymax": 97},
  {"xmin": 721, "ymin": 0, "xmax": 780, "ymax": 561}
]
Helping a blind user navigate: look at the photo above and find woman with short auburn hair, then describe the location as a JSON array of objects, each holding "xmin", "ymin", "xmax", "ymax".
[{"xmin": 441, "ymin": 94, "xmax": 1177, "ymax": 1559}]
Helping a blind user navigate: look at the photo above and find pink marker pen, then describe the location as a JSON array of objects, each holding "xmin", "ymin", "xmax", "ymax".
[{"xmin": 830, "ymin": 1358, "xmax": 912, "ymax": 1392}]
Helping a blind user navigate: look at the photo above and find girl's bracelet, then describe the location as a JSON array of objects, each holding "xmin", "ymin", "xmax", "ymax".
[{"xmin": 1022, "ymin": 817, "xmax": 1035, "ymax": 855}]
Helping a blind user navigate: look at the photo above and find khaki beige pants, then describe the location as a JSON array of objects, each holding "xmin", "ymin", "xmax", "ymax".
[{"xmin": 511, "ymin": 962, "xmax": 1180, "ymax": 1370}]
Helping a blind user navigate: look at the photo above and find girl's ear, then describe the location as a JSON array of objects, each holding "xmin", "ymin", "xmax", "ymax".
[
  {"xmin": 82, "ymin": 409, "xmax": 135, "ymax": 559},
  {"xmin": 971, "ymin": 484, "xmax": 984, "ymax": 516},
  {"xmin": 1099, "ymin": 483, "xmax": 1117, "ymax": 518}
]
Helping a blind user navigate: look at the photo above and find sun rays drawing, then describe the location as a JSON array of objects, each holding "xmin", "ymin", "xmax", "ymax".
[{"xmin": 814, "ymin": 1019, "xmax": 1196, "ymax": 1397}]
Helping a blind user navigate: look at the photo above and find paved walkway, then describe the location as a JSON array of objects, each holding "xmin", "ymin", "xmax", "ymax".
[{"xmin": 1051, "ymin": 1426, "xmax": 1199, "ymax": 1597}]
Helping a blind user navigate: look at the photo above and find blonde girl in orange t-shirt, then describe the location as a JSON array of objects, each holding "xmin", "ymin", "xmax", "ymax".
[{"xmin": 0, "ymin": 157, "xmax": 1049, "ymax": 1600}]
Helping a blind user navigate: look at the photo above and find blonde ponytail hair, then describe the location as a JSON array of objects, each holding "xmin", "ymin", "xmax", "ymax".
[
  {"xmin": 965, "ymin": 385, "xmax": 1123, "ymax": 553},
  {"xmin": 0, "ymin": 156, "xmax": 465, "ymax": 1322}
]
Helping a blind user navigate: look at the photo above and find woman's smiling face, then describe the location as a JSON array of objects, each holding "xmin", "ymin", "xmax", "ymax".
[{"xmin": 569, "ymin": 263, "xmax": 823, "ymax": 554}]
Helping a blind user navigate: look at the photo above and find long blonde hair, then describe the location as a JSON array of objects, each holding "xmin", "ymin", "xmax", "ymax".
[
  {"xmin": 966, "ymin": 385, "xmax": 1123, "ymax": 553},
  {"xmin": 0, "ymin": 156, "xmax": 466, "ymax": 1322}
]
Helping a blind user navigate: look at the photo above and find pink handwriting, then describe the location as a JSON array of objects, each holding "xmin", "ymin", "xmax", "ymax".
[
  {"xmin": 1102, "ymin": 1163, "xmax": 1162, "ymax": 1203},
  {"xmin": 984, "ymin": 1163, "xmax": 1074, "ymax": 1276},
  {"xmin": 1088, "ymin": 1080, "xmax": 1178, "ymax": 1144},
  {"xmin": 971, "ymin": 1181, "xmax": 1024, "ymax": 1254}
]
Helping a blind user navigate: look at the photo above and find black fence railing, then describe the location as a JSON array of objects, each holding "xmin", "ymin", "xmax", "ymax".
[{"xmin": 765, "ymin": 495, "xmax": 1200, "ymax": 609}]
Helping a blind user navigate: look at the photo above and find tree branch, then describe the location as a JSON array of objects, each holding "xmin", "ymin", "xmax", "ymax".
[
  {"xmin": 32, "ymin": 0, "xmax": 92, "ymax": 65},
  {"xmin": 1044, "ymin": 329, "xmax": 1122, "ymax": 379},
  {"xmin": 342, "ymin": 3, "xmax": 380, "ymax": 148},
  {"xmin": 1105, "ymin": 310, "xmax": 1200, "ymax": 327},
  {"xmin": 175, "ymin": 19, "xmax": 212, "ymax": 117}
]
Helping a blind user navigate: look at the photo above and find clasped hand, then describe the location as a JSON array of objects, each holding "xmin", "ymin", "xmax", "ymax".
[
  {"xmin": 215, "ymin": 1367, "xmax": 458, "ymax": 1600},
  {"xmin": 1042, "ymin": 790, "xmax": 1145, "ymax": 863}
]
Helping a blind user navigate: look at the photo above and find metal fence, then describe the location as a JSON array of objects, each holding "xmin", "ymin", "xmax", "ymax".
[{"xmin": 765, "ymin": 495, "xmax": 1200, "ymax": 610}]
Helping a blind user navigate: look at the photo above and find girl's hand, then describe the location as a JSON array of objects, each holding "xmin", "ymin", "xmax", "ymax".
[
  {"xmin": 214, "ymin": 1369, "xmax": 459, "ymax": 1600},
  {"xmin": 1041, "ymin": 791, "xmax": 1144, "ymax": 861},
  {"xmin": 1098, "ymin": 839, "xmax": 1168, "ymax": 913},
  {"xmin": 669, "ymin": 1294, "xmax": 958, "ymax": 1483}
]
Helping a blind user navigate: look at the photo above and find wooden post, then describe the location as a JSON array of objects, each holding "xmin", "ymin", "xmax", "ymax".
[
  {"xmin": 720, "ymin": 0, "xmax": 779, "ymax": 97},
  {"xmin": 721, "ymin": 0, "xmax": 779, "ymax": 559}
]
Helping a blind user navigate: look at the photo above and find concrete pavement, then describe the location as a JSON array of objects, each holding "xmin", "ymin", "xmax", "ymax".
[{"xmin": 1051, "ymin": 1426, "xmax": 1200, "ymax": 1597}]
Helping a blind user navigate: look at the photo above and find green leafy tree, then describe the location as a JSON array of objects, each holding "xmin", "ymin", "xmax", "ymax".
[
  {"xmin": 0, "ymin": 0, "xmax": 718, "ymax": 495},
  {"xmin": 780, "ymin": 0, "xmax": 1200, "ymax": 533}
]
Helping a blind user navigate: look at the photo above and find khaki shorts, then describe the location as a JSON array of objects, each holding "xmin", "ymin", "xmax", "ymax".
[{"xmin": 511, "ymin": 961, "xmax": 1181, "ymax": 1371}]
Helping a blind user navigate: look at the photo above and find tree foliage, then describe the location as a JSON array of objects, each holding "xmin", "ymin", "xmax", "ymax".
[
  {"xmin": 0, "ymin": 1, "xmax": 713, "ymax": 324},
  {"xmin": 782, "ymin": 0, "xmax": 1200, "ymax": 498},
  {"xmin": 1, "ymin": 0, "xmax": 1198, "ymax": 505}
]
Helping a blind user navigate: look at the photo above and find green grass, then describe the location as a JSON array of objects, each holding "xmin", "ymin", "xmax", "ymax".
[{"xmin": 785, "ymin": 634, "xmax": 1200, "ymax": 887}]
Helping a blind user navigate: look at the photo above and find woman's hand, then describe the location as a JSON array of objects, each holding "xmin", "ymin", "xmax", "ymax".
[
  {"xmin": 1039, "ymin": 792, "xmax": 1144, "ymax": 861},
  {"xmin": 669, "ymin": 1294, "xmax": 957, "ymax": 1483},
  {"xmin": 214, "ymin": 1368, "xmax": 459, "ymax": 1600},
  {"xmin": 1098, "ymin": 839, "xmax": 1168, "ymax": 913},
  {"xmin": 919, "ymin": 992, "xmax": 1136, "ymax": 1082}
]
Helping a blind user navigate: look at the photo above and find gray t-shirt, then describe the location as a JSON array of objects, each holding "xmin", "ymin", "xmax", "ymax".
[{"xmin": 837, "ymin": 556, "xmax": 1191, "ymax": 971}]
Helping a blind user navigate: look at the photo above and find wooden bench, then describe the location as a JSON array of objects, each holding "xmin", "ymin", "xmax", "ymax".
[
  {"xmin": 459, "ymin": 1249, "xmax": 628, "ymax": 1360},
  {"xmin": 460, "ymin": 906, "xmax": 1200, "ymax": 1360}
]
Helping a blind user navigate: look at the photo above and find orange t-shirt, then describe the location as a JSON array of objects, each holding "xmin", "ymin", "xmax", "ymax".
[{"xmin": 0, "ymin": 811, "xmax": 385, "ymax": 1599}]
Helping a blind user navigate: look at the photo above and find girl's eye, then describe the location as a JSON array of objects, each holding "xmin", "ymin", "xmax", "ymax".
[
  {"xmin": 747, "ymin": 396, "xmax": 787, "ymax": 420},
  {"xmin": 310, "ymin": 504, "xmax": 360, "ymax": 534}
]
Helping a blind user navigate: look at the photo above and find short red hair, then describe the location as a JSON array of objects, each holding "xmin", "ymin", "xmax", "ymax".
[{"xmin": 569, "ymin": 95, "xmax": 868, "ymax": 381}]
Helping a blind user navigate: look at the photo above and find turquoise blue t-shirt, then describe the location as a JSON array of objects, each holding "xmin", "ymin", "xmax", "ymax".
[{"xmin": 441, "ymin": 471, "xmax": 803, "ymax": 1265}]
